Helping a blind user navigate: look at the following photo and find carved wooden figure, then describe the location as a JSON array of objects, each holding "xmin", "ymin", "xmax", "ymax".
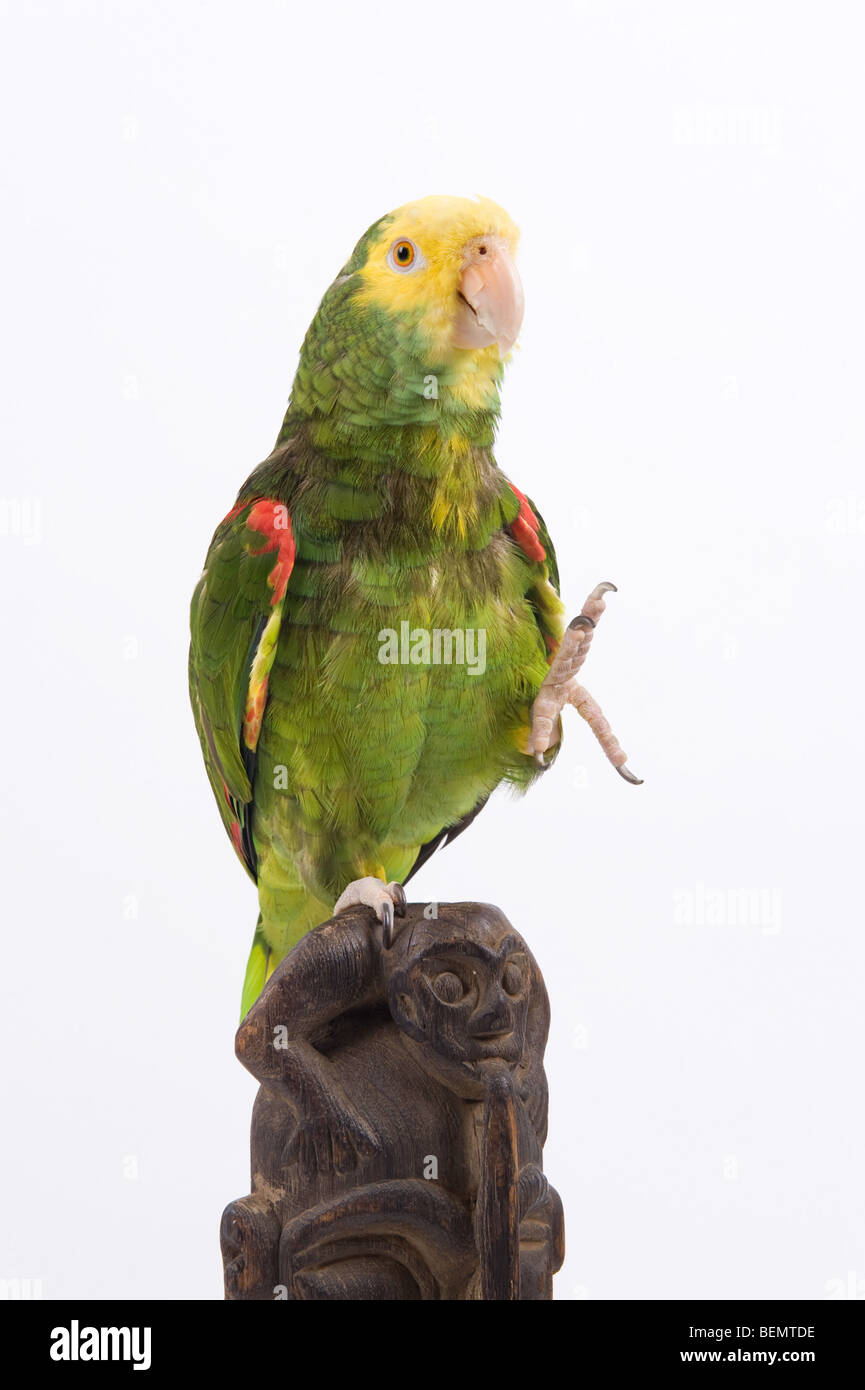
[{"xmin": 221, "ymin": 902, "xmax": 564, "ymax": 1300}]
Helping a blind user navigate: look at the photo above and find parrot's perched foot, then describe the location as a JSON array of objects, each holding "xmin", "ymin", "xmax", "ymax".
[
  {"xmin": 333, "ymin": 877, "xmax": 407, "ymax": 948},
  {"xmin": 528, "ymin": 581, "xmax": 643, "ymax": 785}
]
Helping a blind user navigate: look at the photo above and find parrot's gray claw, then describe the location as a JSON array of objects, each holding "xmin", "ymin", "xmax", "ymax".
[
  {"xmin": 567, "ymin": 614, "xmax": 595, "ymax": 631},
  {"xmin": 333, "ymin": 877, "xmax": 407, "ymax": 947},
  {"xmin": 590, "ymin": 581, "xmax": 617, "ymax": 599},
  {"xmin": 534, "ymin": 749, "xmax": 551, "ymax": 771},
  {"xmin": 616, "ymin": 763, "xmax": 644, "ymax": 786},
  {"xmin": 381, "ymin": 900, "xmax": 394, "ymax": 949}
]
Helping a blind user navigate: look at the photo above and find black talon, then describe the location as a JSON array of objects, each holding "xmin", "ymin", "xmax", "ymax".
[
  {"xmin": 381, "ymin": 899, "xmax": 394, "ymax": 949},
  {"xmin": 568, "ymin": 614, "xmax": 595, "ymax": 631},
  {"xmin": 392, "ymin": 883, "xmax": 407, "ymax": 916},
  {"xmin": 534, "ymin": 750, "xmax": 550, "ymax": 772}
]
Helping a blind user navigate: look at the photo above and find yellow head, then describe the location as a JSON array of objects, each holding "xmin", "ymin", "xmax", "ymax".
[{"xmin": 348, "ymin": 194, "xmax": 524, "ymax": 362}]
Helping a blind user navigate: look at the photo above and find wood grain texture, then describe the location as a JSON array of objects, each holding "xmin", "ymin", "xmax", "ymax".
[{"xmin": 221, "ymin": 902, "xmax": 564, "ymax": 1300}]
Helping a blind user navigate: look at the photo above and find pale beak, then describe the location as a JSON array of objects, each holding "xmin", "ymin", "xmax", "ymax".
[{"xmin": 453, "ymin": 241, "xmax": 525, "ymax": 355}]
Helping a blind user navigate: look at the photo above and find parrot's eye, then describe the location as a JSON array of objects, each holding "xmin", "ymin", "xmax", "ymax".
[{"xmin": 388, "ymin": 238, "xmax": 421, "ymax": 273}]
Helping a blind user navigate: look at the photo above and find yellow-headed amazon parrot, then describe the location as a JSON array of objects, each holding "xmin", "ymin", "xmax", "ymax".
[{"xmin": 189, "ymin": 195, "xmax": 640, "ymax": 1018}]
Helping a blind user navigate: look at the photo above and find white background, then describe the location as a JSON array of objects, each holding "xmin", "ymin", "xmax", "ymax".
[{"xmin": 1, "ymin": 0, "xmax": 863, "ymax": 1301}]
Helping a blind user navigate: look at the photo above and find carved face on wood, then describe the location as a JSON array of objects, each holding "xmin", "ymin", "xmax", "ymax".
[{"xmin": 385, "ymin": 912, "xmax": 534, "ymax": 1098}]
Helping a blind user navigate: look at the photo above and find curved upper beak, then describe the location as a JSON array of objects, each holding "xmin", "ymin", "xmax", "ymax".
[{"xmin": 452, "ymin": 240, "xmax": 525, "ymax": 356}]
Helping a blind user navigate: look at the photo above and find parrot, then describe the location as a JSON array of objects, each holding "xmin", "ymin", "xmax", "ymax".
[{"xmin": 189, "ymin": 194, "xmax": 640, "ymax": 1019}]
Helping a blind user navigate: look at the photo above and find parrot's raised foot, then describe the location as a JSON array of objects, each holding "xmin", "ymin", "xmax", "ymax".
[
  {"xmin": 528, "ymin": 580, "xmax": 643, "ymax": 785},
  {"xmin": 333, "ymin": 878, "xmax": 407, "ymax": 948}
]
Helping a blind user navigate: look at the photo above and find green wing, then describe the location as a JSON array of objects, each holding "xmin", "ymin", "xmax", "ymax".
[{"xmin": 189, "ymin": 496, "xmax": 296, "ymax": 881}]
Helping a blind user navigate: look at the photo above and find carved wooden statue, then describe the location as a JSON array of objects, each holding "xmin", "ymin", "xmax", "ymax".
[{"xmin": 221, "ymin": 902, "xmax": 564, "ymax": 1300}]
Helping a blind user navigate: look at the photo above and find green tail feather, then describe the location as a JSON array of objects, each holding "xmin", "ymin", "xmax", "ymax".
[{"xmin": 240, "ymin": 918, "xmax": 272, "ymax": 1021}]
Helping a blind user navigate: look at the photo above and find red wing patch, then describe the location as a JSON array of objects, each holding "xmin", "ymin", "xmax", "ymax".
[
  {"xmin": 508, "ymin": 484, "xmax": 546, "ymax": 563},
  {"xmin": 219, "ymin": 497, "xmax": 297, "ymax": 604},
  {"xmin": 240, "ymin": 498, "xmax": 296, "ymax": 754},
  {"xmin": 246, "ymin": 499, "xmax": 296, "ymax": 604}
]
